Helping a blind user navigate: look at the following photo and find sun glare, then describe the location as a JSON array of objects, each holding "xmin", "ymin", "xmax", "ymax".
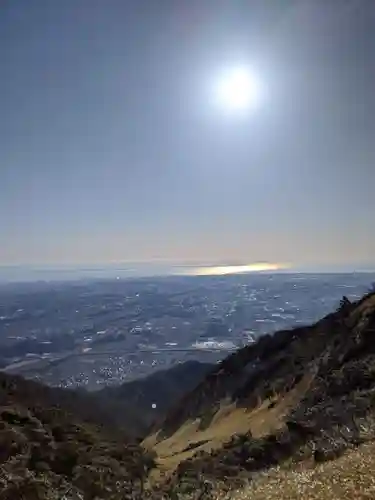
[
  {"xmin": 214, "ymin": 65, "xmax": 262, "ymax": 112},
  {"xmin": 185, "ymin": 263, "xmax": 288, "ymax": 276}
]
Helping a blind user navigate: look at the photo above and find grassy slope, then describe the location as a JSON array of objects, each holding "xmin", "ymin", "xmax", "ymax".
[
  {"xmin": 144, "ymin": 292, "xmax": 375, "ymax": 497},
  {"xmin": 232, "ymin": 440, "xmax": 375, "ymax": 499}
]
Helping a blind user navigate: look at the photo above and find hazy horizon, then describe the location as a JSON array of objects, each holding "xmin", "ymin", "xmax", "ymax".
[{"xmin": 1, "ymin": 261, "xmax": 375, "ymax": 284}]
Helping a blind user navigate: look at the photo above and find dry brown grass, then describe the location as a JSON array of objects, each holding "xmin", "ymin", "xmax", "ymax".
[
  {"xmin": 229, "ymin": 441, "xmax": 375, "ymax": 500},
  {"xmin": 144, "ymin": 373, "xmax": 315, "ymax": 484},
  {"xmin": 145, "ymin": 293, "xmax": 375, "ymax": 495}
]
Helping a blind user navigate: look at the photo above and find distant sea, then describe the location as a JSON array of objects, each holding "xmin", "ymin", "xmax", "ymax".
[{"xmin": 0, "ymin": 263, "xmax": 374, "ymax": 283}]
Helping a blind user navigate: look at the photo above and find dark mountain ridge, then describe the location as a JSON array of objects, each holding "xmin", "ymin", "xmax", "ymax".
[
  {"xmin": 97, "ymin": 360, "xmax": 213, "ymax": 435},
  {"xmin": 158, "ymin": 294, "xmax": 374, "ymax": 438},
  {"xmin": 145, "ymin": 291, "xmax": 375, "ymax": 497}
]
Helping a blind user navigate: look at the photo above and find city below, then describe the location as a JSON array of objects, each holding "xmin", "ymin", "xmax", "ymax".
[{"xmin": 0, "ymin": 272, "xmax": 374, "ymax": 391}]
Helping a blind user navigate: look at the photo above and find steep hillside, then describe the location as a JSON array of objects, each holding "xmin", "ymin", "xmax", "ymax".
[
  {"xmin": 99, "ymin": 360, "xmax": 213, "ymax": 435},
  {"xmin": 0, "ymin": 371, "xmax": 155, "ymax": 499},
  {"xmin": 231, "ymin": 439, "xmax": 375, "ymax": 499},
  {"xmin": 0, "ymin": 360, "xmax": 212, "ymax": 498},
  {"xmin": 144, "ymin": 292, "xmax": 375, "ymax": 497}
]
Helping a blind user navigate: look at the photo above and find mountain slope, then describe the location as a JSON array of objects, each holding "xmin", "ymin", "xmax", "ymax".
[
  {"xmin": 98, "ymin": 360, "xmax": 213, "ymax": 436},
  {"xmin": 0, "ymin": 371, "xmax": 155, "ymax": 499},
  {"xmin": 144, "ymin": 292, "xmax": 375, "ymax": 496},
  {"xmin": 0, "ymin": 359, "xmax": 213, "ymax": 498},
  {"xmin": 231, "ymin": 440, "xmax": 375, "ymax": 499}
]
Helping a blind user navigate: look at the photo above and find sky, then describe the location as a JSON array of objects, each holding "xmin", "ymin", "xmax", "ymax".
[{"xmin": 1, "ymin": 0, "xmax": 374, "ymax": 271}]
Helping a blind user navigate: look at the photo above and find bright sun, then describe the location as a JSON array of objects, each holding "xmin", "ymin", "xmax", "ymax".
[{"xmin": 214, "ymin": 65, "xmax": 262, "ymax": 113}]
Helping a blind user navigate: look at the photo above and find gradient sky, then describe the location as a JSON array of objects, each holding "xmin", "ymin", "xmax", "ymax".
[{"xmin": 1, "ymin": 0, "xmax": 374, "ymax": 269}]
